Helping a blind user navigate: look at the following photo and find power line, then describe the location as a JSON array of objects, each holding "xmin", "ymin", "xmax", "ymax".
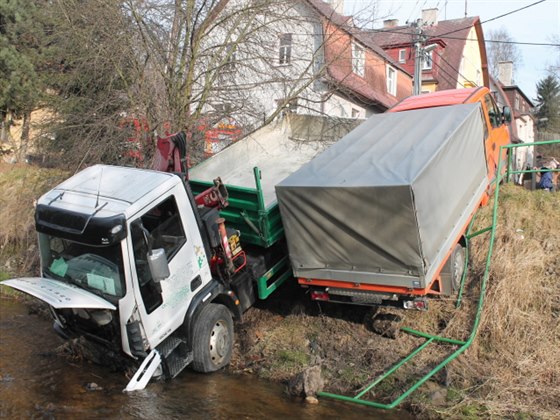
[
  {"xmin": 445, "ymin": 36, "xmax": 558, "ymax": 47},
  {"xmin": 363, "ymin": 0, "xmax": 555, "ymax": 47},
  {"xmin": 430, "ymin": 0, "xmax": 548, "ymax": 39},
  {"xmin": 362, "ymin": 28, "xmax": 559, "ymax": 48}
]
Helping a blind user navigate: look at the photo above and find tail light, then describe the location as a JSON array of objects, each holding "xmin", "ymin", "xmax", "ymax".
[
  {"xmin": 310, "ymin": 290, "xmax": 329, "ymax": 301},
  {"xmin": 403, "ymin": 298, "xmax": 428, "ymax": 311}
]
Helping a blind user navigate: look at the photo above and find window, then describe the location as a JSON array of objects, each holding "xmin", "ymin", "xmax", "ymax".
[
  {"xmin": 131, "ymin": 195, "xmax": 186, "ymax": 313},
  {"xmin": 279, "ymin": 33, "xmax": 292, "ymax": 65},
  {"xmin": 398, "ymin": 49, "xmax": 406, "ymax": 63},
  {"xmin": 514, "ymin": 94, "xmax": 520, "ymax": 111},
  {"xmin": 484, "ymin": 94, "xmax": 501, "ymax": 128},
  {"xmin": 40, "ymin": 234, "xmax": 126, "ymax": 299},
  {"xmin": 352, "ymin": 42, "xmax": 365, "ymax": 77},
  {"xmin": 275, "ymin": 98, "xmax": 298, "ymax": 112},
  {"xmin": 422, "ymin": 51, "xmax": 433, "ymax": 70},
  {"xmin": 212, "ymin": 103, "xmax": 233, "ymax": 114},
  {"xmin": 386, "ymin": 65, "xmax": 397, "ymax": 96}
]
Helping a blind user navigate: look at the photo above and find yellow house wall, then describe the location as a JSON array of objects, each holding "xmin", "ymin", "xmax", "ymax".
[
  {"xmin": 421, "ymin": 82, "xmax": 438, "ymax": 93},
  {"xmin": 457, "ymin": 27, "xmax": 483, "ymax": 89}
]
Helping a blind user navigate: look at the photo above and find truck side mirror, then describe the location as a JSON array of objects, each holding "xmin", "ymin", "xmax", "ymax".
[
  {"xmin": 502, "ymin": 106, "xmax": 512, "ymax": 124},
  {"xmin": 147, "ymin": 248, "xmax": 170, "ymax": 282}
]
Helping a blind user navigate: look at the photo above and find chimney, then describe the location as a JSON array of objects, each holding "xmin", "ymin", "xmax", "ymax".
[
  {"xmin": 323, "ymin": 0, "xmax": 344, "ymax": 15},
  {"xmin": 498, "ymin": 61, "xmax": 513, "ymax": 86},
  {"xmin": 383, "ymin": 19, "xmax": 399, "ymax": 28},
  {"xmin": 422, "ymin": 8, "xmax": 438, "ymax": 25}
]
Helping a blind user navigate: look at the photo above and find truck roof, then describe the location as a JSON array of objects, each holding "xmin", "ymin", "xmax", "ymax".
[
  {"xmin": 38, "ymin": 165, "xmax": 180, "ymax": 219},
  {"xmin": 389, "ymin": 87, "xmax": 486, "ymax": 112}
]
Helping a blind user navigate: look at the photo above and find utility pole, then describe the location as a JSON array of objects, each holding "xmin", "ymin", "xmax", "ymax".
[
  {"xmin": 413, "ymin": 22, "xmax": 424, "ymax": 96},
  {"xmin": 412, "ymin": 20, "xmax": 437, "ymax": 96}
]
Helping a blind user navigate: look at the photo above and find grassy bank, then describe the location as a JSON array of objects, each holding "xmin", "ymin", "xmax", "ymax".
[
  {"xmin": 1, "ymin": 165, "xmax": 558, "ymax": 418},
  {"xmin": 0, "ymin": 163, "xmax": 68, "ymax": 280}
]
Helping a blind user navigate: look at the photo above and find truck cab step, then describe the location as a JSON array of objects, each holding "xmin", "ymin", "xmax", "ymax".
[{"xmin": 157, "ymin": 336, "xmax": 192, "ymax": 379}]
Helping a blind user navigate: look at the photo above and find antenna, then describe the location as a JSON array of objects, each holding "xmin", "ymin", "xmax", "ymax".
[{"xmin": 95, "ymin": 167, "xmax": 103, "ymax": 208}]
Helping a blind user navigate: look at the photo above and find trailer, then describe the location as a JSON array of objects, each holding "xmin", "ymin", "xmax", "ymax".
[{"xmin": 276, "ymin": 94, "xmax": 510, "ymax": 309}]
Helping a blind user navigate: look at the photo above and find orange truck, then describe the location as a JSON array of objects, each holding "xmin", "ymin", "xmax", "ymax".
[
  {"xmin": 276, "ymin": 87, "xmax": 511, "ymax": 310},
  {"xmin": 390, "ymin": 87, "xmax": 511, "ymax": 195}
]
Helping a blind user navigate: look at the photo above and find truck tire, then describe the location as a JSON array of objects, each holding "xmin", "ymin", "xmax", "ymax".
[
  {"xmin": 191, "ymin": 303, "xmax": 233, "ymax": 373},
  {"xmin": 447, "ymin": 244, "xmax": 465, "ymax": 292}
]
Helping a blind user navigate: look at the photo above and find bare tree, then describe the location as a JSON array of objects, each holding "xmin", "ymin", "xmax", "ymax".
[
  {"xmin": 29, "ymin": 0, "xmax": 403, "ymax": 168},
  {"xmin": 122, "ymin": 0, "xmax": 342, "ymax": 161},
  {"xmin": 486, "ymin": 27, "xmax": 522, "ymax": 80}
]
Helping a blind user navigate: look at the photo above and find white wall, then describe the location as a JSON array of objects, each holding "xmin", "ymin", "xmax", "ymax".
[{"xmin": 196, "ymin": 0, "xmax": 375, "ymax": 130}]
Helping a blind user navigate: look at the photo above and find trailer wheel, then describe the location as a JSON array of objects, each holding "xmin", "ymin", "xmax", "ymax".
[
  {"xmin": 191, "ymin": 303, "xmax": 233, "ymax": 373},
  {"xmin": 448, "ymin": 244, "xmax": 465, "ymax": 292}
]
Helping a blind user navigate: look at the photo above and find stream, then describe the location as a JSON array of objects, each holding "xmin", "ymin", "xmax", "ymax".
[{"xmin": 0, "ymin": 299, "xmax": 412, "ymax": 419}]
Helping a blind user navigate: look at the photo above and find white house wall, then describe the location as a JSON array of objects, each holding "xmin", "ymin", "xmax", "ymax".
[{"xmin": 195, "ymin": 0, "xmax": 377, "ymax": 129}]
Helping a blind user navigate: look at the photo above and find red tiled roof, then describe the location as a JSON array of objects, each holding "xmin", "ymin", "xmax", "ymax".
[
  {"xmin": 302, "ymin": 0, "xmax": 409, "ymax": 109},
  {"xmin": 304, "ymin": 0, "xmax": 409, "ymax": 74},
  {"xmin": 325, "ymin": 65, "xmax": 399, "ymax": 109}
]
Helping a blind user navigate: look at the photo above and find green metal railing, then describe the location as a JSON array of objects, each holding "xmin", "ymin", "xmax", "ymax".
[
  {"xmin": 318, "ymin": 139, "xmax": 560, "ymax": 409},
  {"xmin": 506, "ymin": 139, "xmax": 560, "ymax": 184}
]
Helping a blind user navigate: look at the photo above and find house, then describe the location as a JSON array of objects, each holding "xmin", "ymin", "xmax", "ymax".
[
  {"xmin": 367, "ymin": 8, "xmax": 488, "ymax": 93},
  {"xmin": 201, "ymin": 0, "xmax": 412, "ymax": 131},
  {"xmin": 495, "ymin": 61, "xmax": 535, "ymax": 183},
  {"xmin": 307, "ymin": 0, "xmax": 412, "ymax": 117}
]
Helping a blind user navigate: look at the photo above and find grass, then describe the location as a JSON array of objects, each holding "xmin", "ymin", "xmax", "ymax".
[{"xmin": 0, "ymin": 163, "xmax": 68, "ymax": 277}]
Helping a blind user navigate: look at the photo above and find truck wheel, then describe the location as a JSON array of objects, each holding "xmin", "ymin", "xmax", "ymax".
[
  {"xmin": 191, "ymin": 303, "xmax": 233, "ymax": 373},
  {"xmin": 448, "ymin": 244, "xmax": 465, "ymax": 292}
]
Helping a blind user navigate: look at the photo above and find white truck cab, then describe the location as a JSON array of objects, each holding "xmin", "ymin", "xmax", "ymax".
[{"xmin": 4, "ymin": 165, "xmax": 253, "ymax": 390}]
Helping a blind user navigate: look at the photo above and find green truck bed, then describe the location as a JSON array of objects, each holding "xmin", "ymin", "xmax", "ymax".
[
  {"xmin": 190, "ymin": 167, "xmax": 283, "ymax": 248},
  {"xmin": 189, "ymin": 115, "xmax": 358, "ymax": 249},
  {"xmin": 188, "ymin": 115, "xmax": 359, "ymax": 298}
]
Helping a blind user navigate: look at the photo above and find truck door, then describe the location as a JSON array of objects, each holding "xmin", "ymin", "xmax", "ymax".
[
  {"xmin": 482, "ymin": 93, "xmax": 510, "ymax": 182},
  {"xmin": 128, "ymin": 187, "xmax": 211, "ymax": 347}
]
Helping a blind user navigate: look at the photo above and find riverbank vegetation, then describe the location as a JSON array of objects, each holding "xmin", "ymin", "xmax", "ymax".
[{"xmin": 1, "ymin": 164, "xmax": 559, "ymax": 418}]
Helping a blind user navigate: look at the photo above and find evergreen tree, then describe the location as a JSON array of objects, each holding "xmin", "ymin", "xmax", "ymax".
[
  {"xmin": 535, "ymin": 75, "xmax": 560, "ymax": 132},
  {"xmin": 0, "ymin": 0, "xmax": 40, "ymax": 147}
]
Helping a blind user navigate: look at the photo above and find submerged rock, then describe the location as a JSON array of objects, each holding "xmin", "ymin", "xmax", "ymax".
[
  {"xmin": 305, "ymin": 396, "xmax": 319, "ymax": 405},
  {"xmin": 288, "ymin": 365, "xmax": 324, "ymax": 398},
  {"xmin": 85, "ymin": 382, "xmax": 103, "ymax": 391}
]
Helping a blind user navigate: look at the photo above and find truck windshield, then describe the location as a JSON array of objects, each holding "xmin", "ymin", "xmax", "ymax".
[{"xmin": 39, "ymin": 233, "xmax": 126, "ymax": 298}]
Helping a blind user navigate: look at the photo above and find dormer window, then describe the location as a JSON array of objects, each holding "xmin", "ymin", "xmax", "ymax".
[
  {"xmin": 352, "ymin": 42, "xmax": 365, "ymax": 77},
  {"xmin": 386, "ymin": 65, "xmax": 397, "ymax": 96}
]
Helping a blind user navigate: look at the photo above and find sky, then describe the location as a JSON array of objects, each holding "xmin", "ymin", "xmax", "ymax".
[{"xmin": 345, "ymin": 0, "xmax": 560, "ymax": 101}]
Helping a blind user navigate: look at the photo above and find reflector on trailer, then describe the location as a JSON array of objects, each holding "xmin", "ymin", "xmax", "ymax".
[{"xmin": 310, "ymin": 290, "xmax": 329, "ymax": 301}]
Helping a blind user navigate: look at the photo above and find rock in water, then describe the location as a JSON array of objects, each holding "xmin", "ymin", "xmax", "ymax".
[
  {"xmin": 305, "ymin": 396, "xmax": 319, "ymax": 405},
  {"xmin": 85, "ymin": 382, "xmax": 103, "ymax": 391},
  {"xmin": 288, "ymin": 366, "xmax": 324, "ymax": 398}
]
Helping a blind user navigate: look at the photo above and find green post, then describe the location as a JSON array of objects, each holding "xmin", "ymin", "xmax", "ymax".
[{"xmin": 253, "ymin": 167, "xmax": 270, "ymax": 246}]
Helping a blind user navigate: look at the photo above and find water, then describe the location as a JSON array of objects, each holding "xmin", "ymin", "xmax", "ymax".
[{"xmin": 0, "ymin": 299, "xmax": 410, "ymax": 419}]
